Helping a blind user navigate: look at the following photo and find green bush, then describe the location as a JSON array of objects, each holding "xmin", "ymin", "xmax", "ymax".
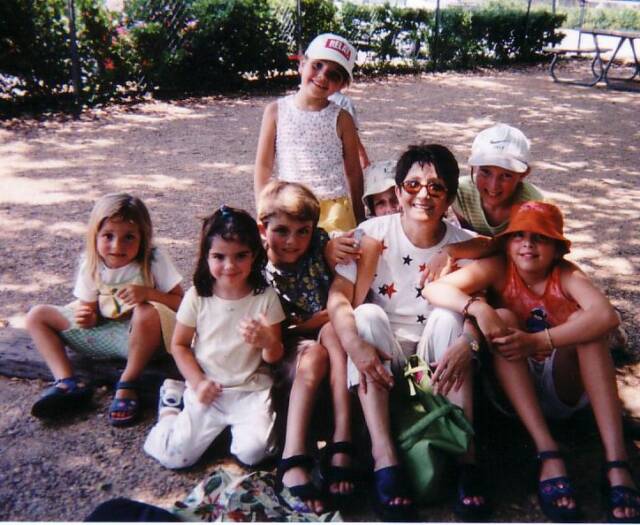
[
  {"xmin": 562, "ymin": 5, "xmax": 640, "ymax": 30},
  {"xmin": 0, "ymin": 0, "xmax": 71, "ymax": 99},
  {"xmin": 0, "ymin": 0, "xmax": 566, "ymax": 111}
]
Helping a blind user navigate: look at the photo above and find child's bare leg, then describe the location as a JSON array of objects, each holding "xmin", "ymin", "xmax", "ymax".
[
  {"xmin": 321, "ymin": 323, "xmax": 353, "ymax": 495},
  {"xmin": 117, "ymin": 303, "xmax": 162, "ymax": 399},
  {"xmin": 281, "ymin": 343, "xmax": 328, "ymax": 513},
  {"xmin": 568, "ymin": 331, "xmax": 638, "ymax": 519},
  {"xmin": 26, "ymin": 305, "xmax": 73, "ymax": 380},
  {"xmin": 492, "ymin": 309, "xmax": 574, "ymax": 510}
]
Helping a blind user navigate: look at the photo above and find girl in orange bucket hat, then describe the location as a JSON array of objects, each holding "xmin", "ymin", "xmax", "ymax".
[{"xmin": 423, "ymin": 201, "xmax": 639, "ymax": 523}]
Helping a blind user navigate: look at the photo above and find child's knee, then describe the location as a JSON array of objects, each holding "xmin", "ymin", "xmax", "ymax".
[
  {"xmin": 131, "ymin": 303, "xmax": 160, "ymax": 328},
  {"xmin": 26, "ymin": 304, "xmax": 68, "ymax": 332},
  {"xmin": 296, "ymin": 344, "xmax": 329, "ymax": 385},
  {"xmin": 495, "ymin": 308, "xmax": 519, "ymax": 327},
  {"xmin": 232, "ymin": 436, "xmax": 271, "ymax": 467}
]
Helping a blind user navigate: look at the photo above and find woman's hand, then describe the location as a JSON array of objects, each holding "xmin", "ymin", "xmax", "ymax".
[
  {"xmin": 431, "ymin": 336, "xmax": 473, "ymax": 396},
  {"xmin": 492, "ymin": 328, "xmax": 546, "ymax": 361},
  {"xmin": 75, "ymin": 303, "xmax": 97, "ymax": 328},
  {"xmin": 195, "ymin": 378, "xmax": 222, "ymax": 405},
  {"xmin": 348, "ymin": 339, "xmax": 394, "ymax": 393},
  {"xmin": 116, "ymin": 284, "xmax": 149, "ymax": 306},
  {"xmin": 239, "ymin": 314, "xmax": 277, "ymax": 349}
]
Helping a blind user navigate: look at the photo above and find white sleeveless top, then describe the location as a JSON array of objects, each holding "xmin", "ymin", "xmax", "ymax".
[{"xmin": 275, "ymin": 95, "xmax": 346, "ymax": 200}]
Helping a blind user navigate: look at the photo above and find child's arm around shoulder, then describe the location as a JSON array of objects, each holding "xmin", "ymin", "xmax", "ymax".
[
  {"xmin": 551, "ymin": 261, "xmax": 619, "ymax": 348},
  {"xmin": 254, "ymin": 101, "xmax": 278, "ymax": 205},
  {"xmin": 337, "ymin": 109, "xmax": 365, "ymax": 223}
]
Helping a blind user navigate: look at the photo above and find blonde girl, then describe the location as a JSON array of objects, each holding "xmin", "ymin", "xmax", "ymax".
[
  {"xmin": 144, "ymin": 206, "xmax": 285, "ymax": 469},
  {"xmin": 26, "ymin": 193, "xmax": 183, "ymax": 426}
]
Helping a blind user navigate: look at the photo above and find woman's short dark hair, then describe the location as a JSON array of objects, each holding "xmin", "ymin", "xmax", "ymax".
[
  {"xmin": 395, "ymin": 144, "xmax": 460, "ymax": 199},
  {"xmin": 193, "ymin": 206, "xmax": 267, "ymax": 297}
]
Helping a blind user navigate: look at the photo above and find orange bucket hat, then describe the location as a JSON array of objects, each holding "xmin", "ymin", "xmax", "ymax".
[{"xmin": 497, "ymin": 201, "xmax": 571, "ymax": 253}]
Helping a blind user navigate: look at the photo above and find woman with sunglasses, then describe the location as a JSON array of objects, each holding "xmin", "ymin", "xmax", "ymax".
[{"xmin": 327, "ymin": 143, "xmax": 489, "ymax": 521}]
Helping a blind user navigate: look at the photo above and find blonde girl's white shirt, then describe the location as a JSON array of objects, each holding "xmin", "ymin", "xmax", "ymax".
[
  {"xmin": 73, "ymin": 246, "xmax": 183, "ymax": 303},
  {"xmin": 336, "ymin": 214, "xmax": 474, "ymax": 344},
  {"xmin": 176, "ymin": 285, "xmax": 285, "ymax": 391},
  {"xmin": 275, "ymin": 94, "xmax": 347, "ymax": 200}
]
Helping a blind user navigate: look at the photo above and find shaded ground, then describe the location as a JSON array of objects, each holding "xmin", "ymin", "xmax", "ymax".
[{"xmin": 1, "ymin": 62, "xmax": 639, "ymax": 521}]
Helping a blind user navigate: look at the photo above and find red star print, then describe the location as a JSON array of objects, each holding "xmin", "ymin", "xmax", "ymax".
[
  {"xmin": 419, "ymin": 263, "xmax": 427, "ymax": 272},
  {"xmin": 385, "ymin": 282, "xmax": 397, "ymax": 298}
]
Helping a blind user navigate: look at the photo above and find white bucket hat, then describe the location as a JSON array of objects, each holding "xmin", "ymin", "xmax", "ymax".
[
  {"xmin": 305, "ymin": 33, "xmax": 356, "ymax": 81},
  {"xmin": 362, "ymin": 160, "xmax": 397, "ymax": 207},
  {"xmin": 468, "ymin": 123, "xmax": 531, "ymax": 173}
]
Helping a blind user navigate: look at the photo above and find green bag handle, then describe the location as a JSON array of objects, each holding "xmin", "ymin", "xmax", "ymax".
[
  {"xmin": 397, "ymin": 403, "xmax": 454, "ymax": 444},
  {"xmin": 403, "ymin": 360, "xmax": 431, "ymax": 396}
]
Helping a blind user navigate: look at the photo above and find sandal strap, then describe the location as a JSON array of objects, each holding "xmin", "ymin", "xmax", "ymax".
[
  {"xmin": 277, "ymin": 455, "xmax": 314, "ymax": 479},
  {"xmin": 605, "ymin": 460, "xmax": 632, "ymax": 472},
  {"xmin": 537, "ymin": 450, "xmax": 563, "ymax": 462},
  {"xmin": 324, "ymin": 441, "xmax": 355, "ymax": 458},
  {"xmin": 115, "ymin": 380, "xmax": 139, "ymax": 391},
  {"xmin": 54, "ymin": 376, "xmax": 82, "ymax": 391}
]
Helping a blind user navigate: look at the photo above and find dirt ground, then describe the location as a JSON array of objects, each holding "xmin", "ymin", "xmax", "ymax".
[{"xmin": 1, "ymin": 62, "xmax": 639, "ymax": 521}]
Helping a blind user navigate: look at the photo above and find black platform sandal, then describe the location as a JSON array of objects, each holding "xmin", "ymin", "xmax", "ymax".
[
  {"xmin": 276, "ymin": 455, "xmax": 324, "ymax": 514},
  {"xmin": 321, "ymin": 441, "xmax": 359, "ymax": 506}
]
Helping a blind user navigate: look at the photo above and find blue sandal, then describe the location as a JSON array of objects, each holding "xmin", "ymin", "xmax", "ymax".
[
  {"xmin": 108, "ymin": 380, "xmax": 140, "ymax": 427},
  {"xmin": 537, "ymin": 450, "xmax": 581, "ymax": 523},
  {"xmin": 602, "ymin": 460, "xmax": 640, "ymax": 523},
  {"xmin": 31, "ymin": 376, "xmax": 93, "ymax": 418},
  {"xmin": 372, "ymin": 465, "xmax": 416, "ymax": 522}
]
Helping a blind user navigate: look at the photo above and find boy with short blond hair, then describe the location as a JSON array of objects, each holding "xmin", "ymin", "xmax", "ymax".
[{"xmin": 257, "ymin": 180, "xmax": 358, "ymax": 514}]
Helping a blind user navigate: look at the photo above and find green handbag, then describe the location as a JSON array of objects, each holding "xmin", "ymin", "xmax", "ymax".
[{"xmin": 390, "ymin": 355, "xmax": 475, "ymax": 504}]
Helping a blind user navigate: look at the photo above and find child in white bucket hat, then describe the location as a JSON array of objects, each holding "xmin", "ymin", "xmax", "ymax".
[
  {"xmin": 254, "ymin": 33, "xmax": 365, "ymax": 234},
  {"xmin": 451, "ymin": 123, "xmax": 544, "ymax": 237},
  {"xmin": 362, "ymin": 160, "xmax": 399, "ymax": 217}
]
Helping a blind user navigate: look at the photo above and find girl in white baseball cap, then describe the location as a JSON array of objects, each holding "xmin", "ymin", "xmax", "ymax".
[
  {"xmin": 254, "ymin": 33, "xmax": 365, "ymax": 234},
  {"xmin": 452, "ymin": 123, "xmax": 544, "ymax": 237}
]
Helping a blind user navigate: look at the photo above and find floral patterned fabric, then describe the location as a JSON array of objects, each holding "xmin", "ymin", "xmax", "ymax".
[
  {"xmin": 170, "ymin": 468, "xmax": 341, "ymax": 522},
  {"xmin": 264, "ymin": 228, "xmax": 332, "ymax": 325}
]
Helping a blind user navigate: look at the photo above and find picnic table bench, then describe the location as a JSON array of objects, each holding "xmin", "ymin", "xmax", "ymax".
[{"xmin": 545, "ymin": 28, "xmax": 640, "ymax": 90}]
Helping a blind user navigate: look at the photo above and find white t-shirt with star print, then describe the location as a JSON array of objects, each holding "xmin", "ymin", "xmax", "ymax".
[{"xmin": 336, "ymin": 214, "xmax": 474, "ymax": 343}]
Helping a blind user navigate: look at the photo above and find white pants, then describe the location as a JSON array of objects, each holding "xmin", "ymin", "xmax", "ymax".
[
  {"xmin": 347, "ymin": 304, "xmax": 463, "ymax": 387},
  {"xmin": 144, "ymin": 386, "xmax": 276, "ymax": 469}
]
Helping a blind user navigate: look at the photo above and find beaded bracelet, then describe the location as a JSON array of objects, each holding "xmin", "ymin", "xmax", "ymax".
[{"xmin": 461, "ymin": 296, "xmax": 480, "ymax": 318}]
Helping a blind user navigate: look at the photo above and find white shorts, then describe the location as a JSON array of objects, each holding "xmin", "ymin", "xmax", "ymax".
[{"xmin": 529, "ymin": 350, "xmax": 590, "ymax": 420}]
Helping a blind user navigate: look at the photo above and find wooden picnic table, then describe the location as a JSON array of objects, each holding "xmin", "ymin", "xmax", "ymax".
[
  {"xmin": 546, "ymin": 28, "xmax": 640, "ymax": 90},
  {"xmin": 580, "ymin": 28, "xmax": 640, "ymax": 89}
]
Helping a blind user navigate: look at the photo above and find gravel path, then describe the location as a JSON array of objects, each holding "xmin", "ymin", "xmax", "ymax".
[{"xmin": 1, "ymin": 63, "xmax": 639, "ymax": 521}]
